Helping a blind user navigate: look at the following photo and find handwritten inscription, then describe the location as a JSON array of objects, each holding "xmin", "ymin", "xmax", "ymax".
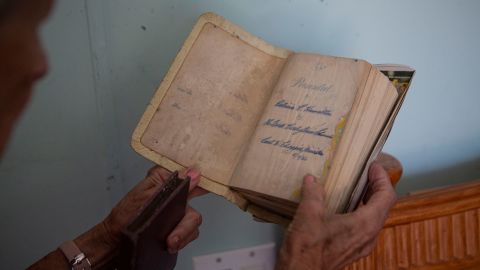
[
  {"xmin": 233, "ymin": 92, "xmax": 248, "ymax": 104},
  {"xmin": 260, "ymin": 136, "xmax": 323, "ymax": 157},
  {"xmin": 291, "ymin": 77, "xmax": 332, "ymax": 92},
  {"xmin": 292, "ymin": 152, "xmax": 307, "ymax": 161},
  {"xmin": 216, "ymin": 123, "xmax": 231, "ymax": 136},
  {"xmin": 275, "ymin": 99, "xmax": 332, "ymax": 116},
  {"xmin": 177, "ymin": 87, "xmax": 192, "ymax": 95},
  {"xmin": 263, "ymin": 118, "xmax": 332, "ymax": 139},
  {"xmin": 315, "ymin": 62, "xmax": 327, "ymax": 71},
  {"xmin": 223, "ymin": 109, "xmax": 242, "ymax": 122}
]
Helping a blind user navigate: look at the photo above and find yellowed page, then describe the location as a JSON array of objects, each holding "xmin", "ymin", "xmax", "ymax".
[
  {"xmin": 140, "ymin": 23, "xmax": 286, "ymax": 184},
  {"xmin": 230, "ymin": 53, "xmax": 371, "ymax": 202}
]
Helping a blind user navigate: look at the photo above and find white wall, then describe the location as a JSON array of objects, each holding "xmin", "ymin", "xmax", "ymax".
[{"xmin": 1, "ymin": 0, "xmax": 479, "ymax": 269}]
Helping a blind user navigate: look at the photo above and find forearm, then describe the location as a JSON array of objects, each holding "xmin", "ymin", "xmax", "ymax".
[
  {"xmin": 27, "ymin": 249, "xmax": 69, "ymax": 270},
  {"xmin": 28, "ymin": 222, "xmax": 118, "ymax": 270}
]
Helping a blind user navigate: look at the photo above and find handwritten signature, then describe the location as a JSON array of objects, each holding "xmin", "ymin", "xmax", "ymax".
[
  {"xmin": 260, "ymin": 136, "xmax": 323, "ymax": 156},
  {"xmin": 291, "ymin": 77, "xmax": 332, "ymax": 92},
  {"xmin": 263, "ymin": 118, "xmax": 332, "ymax": 139},
  {"xmin": 275, "ymin": 99, "xmax": 332, "ymax": 116}
]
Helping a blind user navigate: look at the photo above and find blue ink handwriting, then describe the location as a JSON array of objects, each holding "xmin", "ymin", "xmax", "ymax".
[
  {"xmin": 263, "ymin": 118, "xmax": 332, "ymax": 139},
  {"xmin": 260, "ymin": 136, "xmax": 323, "ymax": 156},
  {"xmin": 291, "ymin": 77, "xmax": 332, "ymax": 92},
  {"xmin": 275, "ymin": 99, "xmax": 331, "ymax": 116}
]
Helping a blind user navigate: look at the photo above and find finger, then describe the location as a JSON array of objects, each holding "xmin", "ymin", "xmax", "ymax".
[
  {"xmin": 185, "ymin": 168, "xmax": 201, "ymax": 192},
  {"xmin": 188, "ymin": 187, "xmax": 209, "ymax": 200},
  {"xmin": 167, "ymin": 206, "xmax": 202, "ymax": 253},
  {"xmin": 375, "ymin": 152, "xmax": 402, "ymax": 187},
  {"xmin": 178, "ymin": 167, "xmax": 202, "ymax": 192},
  {"xmin": 355, "ymin": 162, "xmax": 397, "ymax": 221},
  {"xmin": 366, "ymin": 162, "xmax": 397, "ymax": 209},
  {"xmin": 175, "ymin": 228, "xmax": 200, "ymax": 252},
  {"xmin": 296, "ymin": 175, "xmax": 326, "ymax": 216},
  {"xmin": 126, "ymin": 166, "xmax": 170, "ymax": 197},
  {"xmin": 146, "ymin": 166, "xmax": 172, "ymax": 186},
  {"xmin": 301, "ymin": 175, "xmax": 325, "ymax": 203}
]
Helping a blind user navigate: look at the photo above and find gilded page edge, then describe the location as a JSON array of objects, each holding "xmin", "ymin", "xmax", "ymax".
[{"xmin": 131, "ymin": 12, "xmax": 290, "ymax": 209}]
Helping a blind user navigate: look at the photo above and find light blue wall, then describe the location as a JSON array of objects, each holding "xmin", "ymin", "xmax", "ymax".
[{"xmin": 1, "ymin": 0, "xmax": 479, "ymax": 269}]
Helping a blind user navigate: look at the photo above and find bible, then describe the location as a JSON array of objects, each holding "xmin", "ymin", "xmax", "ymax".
[{"xmin": 131, "ymin": 12, "xmax": 414, "ymax": 224}]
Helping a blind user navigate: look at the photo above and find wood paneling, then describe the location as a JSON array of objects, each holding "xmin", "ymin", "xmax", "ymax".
[{"xmin": 345, "ymin": 180, "xmax": 480, "ymax": 269}]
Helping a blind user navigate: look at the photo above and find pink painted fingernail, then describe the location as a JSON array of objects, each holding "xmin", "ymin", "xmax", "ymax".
[
  {"xmin": 186, "ymin": 168, "xmax": 200, "ymax": 180},
  {"xmin": 305, "ymin": 175, "xmax": 315, "ymax": 184}
]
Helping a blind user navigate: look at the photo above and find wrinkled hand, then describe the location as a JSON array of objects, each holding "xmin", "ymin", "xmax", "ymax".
[
  {"xmin": 103, "ymin": 166, "xmax": 207, "ymax": 254},
  {"xmin": 276, "ymin": 162, "xmax": 397, "ymax": 270}
]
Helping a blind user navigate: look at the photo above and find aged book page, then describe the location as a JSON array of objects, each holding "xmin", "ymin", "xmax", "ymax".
[
  {"xmin": 229, "ymin": 53, "xmax": 371, "ymax": 202},
  {"xmin": 140, "ymin": 23, "xmax": 286, "ymax": 184}
]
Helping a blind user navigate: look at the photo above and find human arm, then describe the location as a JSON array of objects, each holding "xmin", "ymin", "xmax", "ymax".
[
  {"xmin": 276, "ymin": 162, "xmax": 397, "ymax": 270},
  {"xmin": 28, "ymin": 166, "xmax": 206, "ymax": 269}
]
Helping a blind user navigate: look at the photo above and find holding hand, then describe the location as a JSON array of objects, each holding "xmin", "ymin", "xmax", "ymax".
[
  {"xmin": 103, "ymin": 166, "xmax": 207, "ymax": 254},
  {"xmin": 276, "ymin": 162, "xmax": 397, "ymax": 270},
  {"xmin": 28, "ymin": 166, "xmax": 207, "ymax": 269}
]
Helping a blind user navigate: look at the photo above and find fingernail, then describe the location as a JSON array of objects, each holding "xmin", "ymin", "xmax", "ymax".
[
  {"xmin": 168, "ymin": 236, "xmax": 179, "ymax": 254},
  {"xmin": 186, "ymin": 168, "xmax": 200, "ymax": 180},
  {"xmin": 305, "ymin": 175, "xmax": 315, "ymax": 184}
]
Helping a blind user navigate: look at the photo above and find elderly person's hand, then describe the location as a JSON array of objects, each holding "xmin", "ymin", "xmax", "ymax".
[
  {"xmin": 103, "ymin": 166, "xmax": 206, "ymax": 254},
  {"xmin": 276, "ymin": 162, "xmax": 397, "ymax": 270},
  {"xmin": 29, "ymin": 166, "xmax": 207, "ymax": 269}
]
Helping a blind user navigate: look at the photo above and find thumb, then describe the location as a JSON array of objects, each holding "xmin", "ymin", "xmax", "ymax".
[
  {"xmin": 297, "ymin": 175, "xmax": 326, "ymax": 215},
  {"xmin": 184, "ymin": 168, "xmax": 201, "ymax": 192},
  {"xmin": 365, "ymin": 162, "xmax": 397, "ymax": 209},
  {"xmin": 355, "ymin": 162, "xmax": 397, "ymax": 220},
  {"xmin": 182, "ymin": 168, "xmax": 209, "ymax": 200}
]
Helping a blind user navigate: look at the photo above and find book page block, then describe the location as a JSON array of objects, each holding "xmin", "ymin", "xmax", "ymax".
[{"xmin": 230, "ymin": 53, "xmax": 371, "ymax": 202}]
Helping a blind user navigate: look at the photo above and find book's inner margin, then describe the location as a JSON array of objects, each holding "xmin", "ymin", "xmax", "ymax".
[
  {"xmin": 140, "ymin": 23, "xmax": 286, "ymax": 184},
  {"xmin": 229, "ymin": 53, "xmax": 372, "ymax": 209}
]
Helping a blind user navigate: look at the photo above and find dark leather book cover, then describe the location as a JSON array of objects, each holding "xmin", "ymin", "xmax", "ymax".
[{"xmin": 117, "ymin": 171, "xmax": 190, "ymax": 270}]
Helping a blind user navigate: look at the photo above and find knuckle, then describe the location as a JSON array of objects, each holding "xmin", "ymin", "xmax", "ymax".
[
  {"xmin": 146, "ymin": 167, "xmax": 170, "ymax": 185},
  {"xmin": 192, "ymin": 211, "xmax": 203, "ymax": 226},
  {"xmin": 147, "ymin": 166, "xmax": 161, "ymax": 176},
  {"xmin": 301, "ymin": 197, "xmax": 325, "ymax": 215},
  {"xmin": 192, "ymin": 230, "xmax": 200, "ymax": 241}
]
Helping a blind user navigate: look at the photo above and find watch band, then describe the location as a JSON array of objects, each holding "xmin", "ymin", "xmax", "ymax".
[{"xmin": 59, "ymin": 240, "xmax": 92, "ymax": 270}]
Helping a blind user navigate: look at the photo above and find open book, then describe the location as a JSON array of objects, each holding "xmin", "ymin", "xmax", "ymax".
[{"xmin": 132, "ymin": 12, "xmax": 414, "ymax": 224}]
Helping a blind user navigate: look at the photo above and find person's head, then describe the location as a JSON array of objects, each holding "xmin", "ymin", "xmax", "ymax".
[{"xmin": 0, "ymin": 0, "xmax": 54, "ymax": 157}]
